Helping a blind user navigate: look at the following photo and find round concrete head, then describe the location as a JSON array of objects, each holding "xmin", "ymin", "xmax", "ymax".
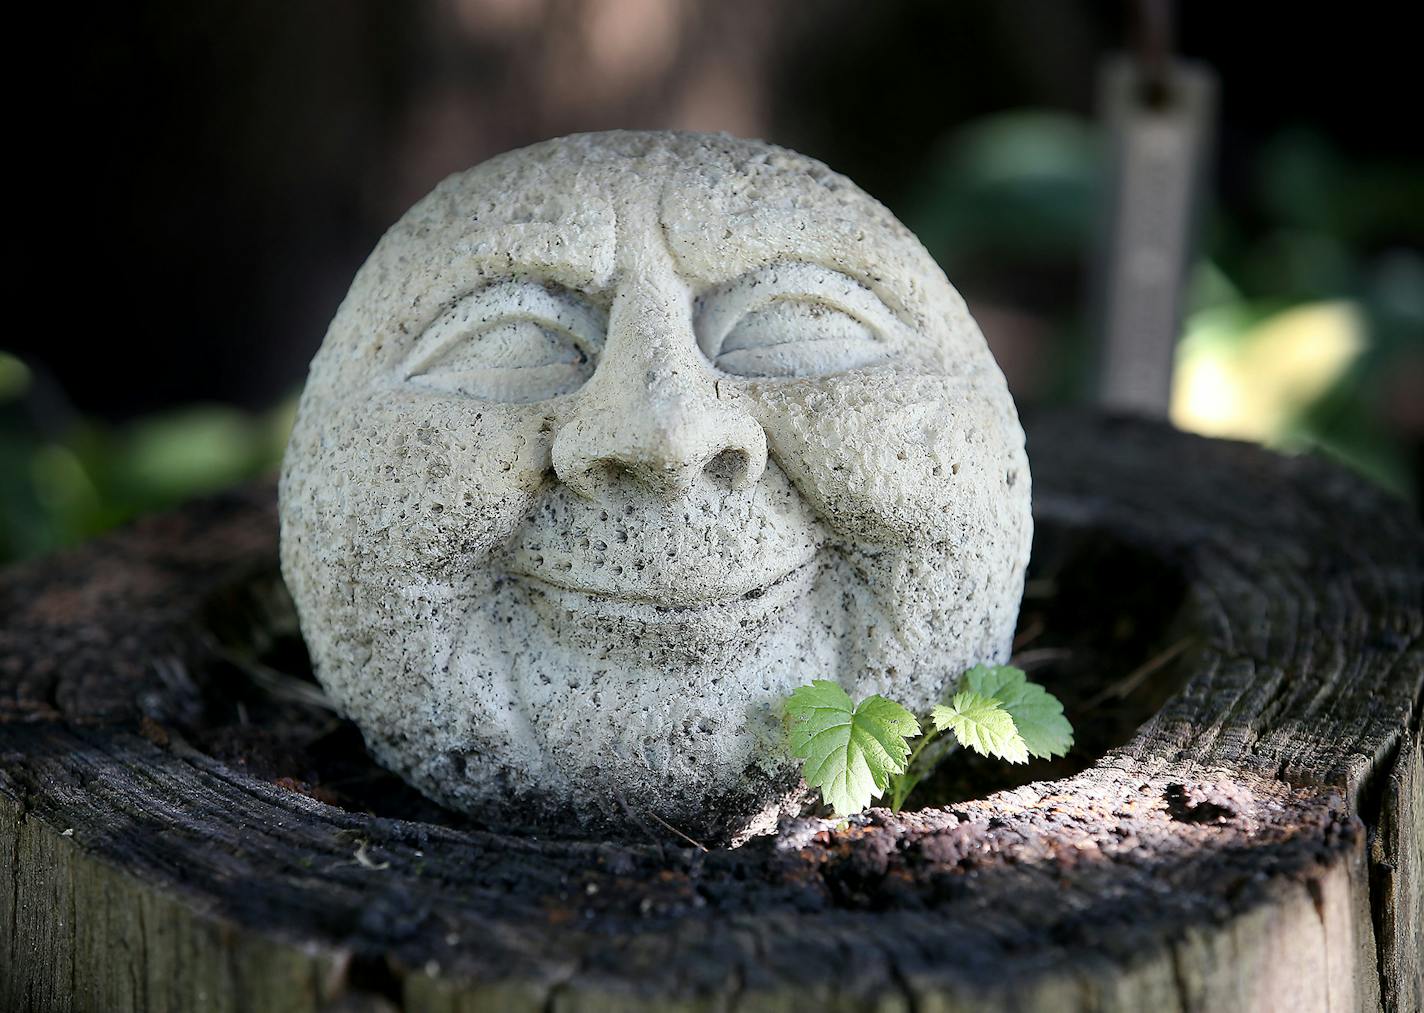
[{"xmin": 279, "ymin": 130, "xmax": 1031, "ymax": 842}]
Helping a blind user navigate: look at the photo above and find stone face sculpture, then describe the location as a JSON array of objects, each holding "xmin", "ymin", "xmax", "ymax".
[{"xmin": 279, "ymin": 131, "xmax": 1031, "ymax": 842}]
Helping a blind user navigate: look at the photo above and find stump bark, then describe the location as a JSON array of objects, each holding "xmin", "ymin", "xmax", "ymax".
[{"xmin": 2, "ymin": 413, "xmax": 1421, "ymax": 1012}]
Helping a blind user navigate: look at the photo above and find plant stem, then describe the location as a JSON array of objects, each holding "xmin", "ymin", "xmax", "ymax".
[{"xmin": 889, "ymin": 724, "xmax": 943, "ymax": 811}]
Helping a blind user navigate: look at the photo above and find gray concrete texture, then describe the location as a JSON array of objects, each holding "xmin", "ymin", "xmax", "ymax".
[{"xmin": 279, "ymin": 131, "xmax": 1031, "ymax": 842}]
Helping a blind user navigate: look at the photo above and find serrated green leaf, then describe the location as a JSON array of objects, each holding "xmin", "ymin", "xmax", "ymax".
[
  {"xmin": 785, "ymin": 681, "xmax": 920, "ymax": 817},
  {"xmin": 962, "ymin": 664, "xmax": 1074, "ymax": 760},
  {"xmin": 931, "ymin": 690, "xmax": 1028, "ymax": 763}
]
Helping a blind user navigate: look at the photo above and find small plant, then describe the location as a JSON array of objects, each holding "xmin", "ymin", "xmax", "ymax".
[{"xmin": 783, "ymin": 664, "xmax": 1074, "ymax": 817}]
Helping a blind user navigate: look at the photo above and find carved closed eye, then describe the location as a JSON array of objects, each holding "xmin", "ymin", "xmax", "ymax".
[
  {"xmin": 696, "ymin": 263, "xmax": 897, "ymax": 378},
  {"xmin": 402, "ymin": 282, "xmax": 605, "ymax": 403}
]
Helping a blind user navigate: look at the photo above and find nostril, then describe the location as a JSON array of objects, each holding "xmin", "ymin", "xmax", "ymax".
[
  {"xmin": 552, "ymin": 402, "xmax": 767, "ymax": 497},
  {"xmin": 703, "ymin": 448, "xmax": 749, "ymax": 488}
]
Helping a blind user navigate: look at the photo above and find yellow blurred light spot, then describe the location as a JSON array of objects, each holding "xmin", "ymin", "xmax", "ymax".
[{"xmin": 1171, "ymin": 300, "xmax": 1366, "ymax": 443}]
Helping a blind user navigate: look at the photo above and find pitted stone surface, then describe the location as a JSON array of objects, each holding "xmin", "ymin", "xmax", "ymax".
[{"xmin": 278, "ymin": 130, "xmax": 1031, "ymax": 841}]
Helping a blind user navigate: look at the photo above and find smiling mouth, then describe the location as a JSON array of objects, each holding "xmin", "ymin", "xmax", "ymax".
[{"xmin": 510, "ymin": 552, "xmax": 820, "ymax": 619}]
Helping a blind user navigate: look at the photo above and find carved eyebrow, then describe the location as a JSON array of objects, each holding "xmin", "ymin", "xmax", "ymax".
[
  {"xmin": 451, "ymin": 222, "xmax": 617, "ymax": 295},
  {"xmin": 400, "ymin": 281, "xmax": 607, "ymax": 379},
  {"xmin": 694, "ymin": 262, "xmax": 905, "ymax": 360}
]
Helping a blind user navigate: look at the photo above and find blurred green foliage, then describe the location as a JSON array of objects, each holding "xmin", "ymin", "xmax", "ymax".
[
  {"xmin": 904, "ymin": 112, "xmax": 1423, "ymax": 502},
  {"xmin": 908, "ymin": 112, "xmax": 1103, "ymax": 263},
  {"xmin": 0, "ymin": 359, "xmax": 293, "ymax": 562}
]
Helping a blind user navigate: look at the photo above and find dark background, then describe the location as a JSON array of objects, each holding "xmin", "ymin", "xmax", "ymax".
[{"xmin": 4, "ymin": 0, "xmax": 1421, "ymax": 559}]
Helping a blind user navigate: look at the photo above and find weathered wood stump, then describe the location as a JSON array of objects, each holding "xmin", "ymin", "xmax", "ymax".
[{"xmin": 2, "ymin": 413, "xmax": 1420, "ymax": 1012}]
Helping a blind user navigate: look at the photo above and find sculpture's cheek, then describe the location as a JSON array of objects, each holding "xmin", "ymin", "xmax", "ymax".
[
  {"xmin": 291, "ymin": 390, "xmax": 557, "ymax": 586},
  {"xmin": 740, "ymin": 372, "xmax": 1029, "ymax": 550}
]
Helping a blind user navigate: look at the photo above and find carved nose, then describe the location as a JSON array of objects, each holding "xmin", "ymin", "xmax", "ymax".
[
  {"xmin": 555, "ymin": 245, "xmax": 768, "ymax": 499},
  {"xmin": 552, "ymin": 387, "xmax": 767, "ymax": 499}
]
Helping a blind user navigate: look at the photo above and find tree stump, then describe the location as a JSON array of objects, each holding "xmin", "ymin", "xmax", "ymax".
[{"xmin": 2, "ymin": 413, "xmax": 1420, "ymax": 1012}]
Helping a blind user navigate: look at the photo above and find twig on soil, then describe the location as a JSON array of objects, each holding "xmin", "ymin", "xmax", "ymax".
[
  {"xmin": 1083, "ymin": 637, "xmax": 1194, "ymax": 708},
  {"xmin": 204, "ymin": 635, "xmax": 338, "ymax": 712},
  {"xmin": 1012, "ymin": 615, "xmax": 1046, "ymax": 651},
  {"xmin": 1009, "ymin": 646, "xmax": 1073, "ymax": 671},
  {"xmin": 645, "ymin": 810, "xmax": 708, "ymax": 852},
  {"xmin": 613, "ymin": 792, "xmax": 666, "ymax": 860}
]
